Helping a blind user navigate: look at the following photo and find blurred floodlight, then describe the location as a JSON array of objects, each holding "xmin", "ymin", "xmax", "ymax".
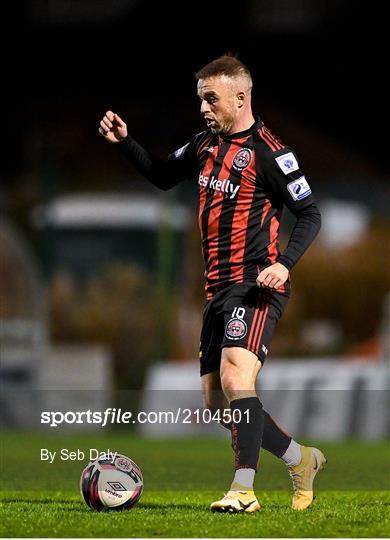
[
  {"xmin": 302, "ymin": 319, "xmax": 342, "ymax": 351},
  {"xmin": 32, "ymin": 193, "xmax": 191, "ymax": 230},
  {"xmin": 319, "ymin": 198, "xmax": 370, "ymax": 248},
  {"xmin": 247, "ymin": 0, "xmax": 344, "ymax": 32},
  {"xmin": 28, "ymin": 0, "xmax": 140, "ymax": 24}
]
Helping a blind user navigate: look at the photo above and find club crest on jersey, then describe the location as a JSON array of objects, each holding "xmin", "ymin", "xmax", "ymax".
[
  {"xmin": 225, "ymin": 318, "xmax": 247, "ymax": 340},
  {"xmin": 275, "ymin": 152, "xmax": 299, "ymax": 175},
  {"xmin": 233, "ymin": 148, "xmax": 252, "ymax": 171}
]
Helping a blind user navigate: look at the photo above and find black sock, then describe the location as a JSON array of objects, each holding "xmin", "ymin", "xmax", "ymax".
[
  {"xmin": 230, "ymin": 397, "xmax": 264, "ymax": 471},
  {"xmin": 222, "ymin": 408, "xmax": 291, "ymax": 459},
  {"xmin": 261, "ymin": 410, "xmax": 291, "ymax": 457}
]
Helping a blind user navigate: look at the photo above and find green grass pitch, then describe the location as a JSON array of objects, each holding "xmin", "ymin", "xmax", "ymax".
[{"xmin": 1, "ymin": 432, "xmax": 389, "ymax": 537}]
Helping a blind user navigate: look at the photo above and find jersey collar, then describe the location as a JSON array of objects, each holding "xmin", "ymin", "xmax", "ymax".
[{"xmin": 220, "ymin": 116, "xmax": 263, "ymax": 141}]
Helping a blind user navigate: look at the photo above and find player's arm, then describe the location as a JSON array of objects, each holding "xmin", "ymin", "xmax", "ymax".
[
  {"xmin": 257, "ymin": 147, "xmax": 321, "ymax": 289},
  {"xmin": 99, "ymin": 110, "xmax": 197, "ymax": 190}
]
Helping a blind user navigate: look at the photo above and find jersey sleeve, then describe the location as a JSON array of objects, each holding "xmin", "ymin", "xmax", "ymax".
[
  {"xmin": 260, "ymin": 146, "xmax": 315, "ymax": 212},
  {"xmin": 166, "ymin": 137, "xmax": 199, "ymax": 177},
  {"xmin": 260, "ymin": 146, "xmax": 321, "ymax": 270},
  {"xmin": 118, "ymin": 132, "xmax": 200, "ymax": 191}
]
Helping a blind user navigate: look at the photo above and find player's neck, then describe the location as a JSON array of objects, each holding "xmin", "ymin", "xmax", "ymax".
[{"xmin": 229, "ymin": 113, "xmax": 256, "ymax": 136}]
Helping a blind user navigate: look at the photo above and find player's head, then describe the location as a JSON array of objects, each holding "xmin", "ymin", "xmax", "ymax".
[{"xmin": 195, "ymin": 54, "xmax": 253, "ymax": 135}]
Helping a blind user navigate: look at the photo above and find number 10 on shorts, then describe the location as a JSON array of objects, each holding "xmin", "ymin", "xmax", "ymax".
[
  {"xmin": 225, "ymin": 307, "xmax": 248, "ymax": 340},
  {"xmin": 232, "ymin": 307, "xmax": 246, "ymax": 319}
]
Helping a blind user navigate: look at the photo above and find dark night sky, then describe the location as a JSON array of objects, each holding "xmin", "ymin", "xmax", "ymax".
[{"xmin": 5, "ymin": 1, "xmax": 388, "ymax": 180}]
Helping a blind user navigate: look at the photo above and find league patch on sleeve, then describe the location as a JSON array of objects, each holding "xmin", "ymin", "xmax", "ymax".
[
  {"xmin": 275, "ymin": 152, "xmax": 300, "ymax": 175},
  {"xmin": 287, "ymin": 176, "xmax": 312, "ymax": 201},
  {"xmin": 173, "ymin": 143, "xmax": 189, "ymax": 158}
]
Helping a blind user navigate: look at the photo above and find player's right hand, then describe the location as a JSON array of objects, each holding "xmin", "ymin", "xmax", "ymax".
[{"xmin": 99, "ymin": 111, "xmax": 128, "ymax": 143}]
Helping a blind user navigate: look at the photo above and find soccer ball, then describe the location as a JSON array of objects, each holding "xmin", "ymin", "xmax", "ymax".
[{"xmin": 80, "ymin": 452, "xmax": 143, "ymax": 511}]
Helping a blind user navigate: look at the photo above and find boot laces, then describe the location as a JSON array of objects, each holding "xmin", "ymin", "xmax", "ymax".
[{"xmin": 289, "ymin": 470, "xmax": 303, "ymax": 493}]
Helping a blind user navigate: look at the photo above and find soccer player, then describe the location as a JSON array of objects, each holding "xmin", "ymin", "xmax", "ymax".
[{"xmin": 99, "ymin": 54, "xmax": 326, "ymax": 513}]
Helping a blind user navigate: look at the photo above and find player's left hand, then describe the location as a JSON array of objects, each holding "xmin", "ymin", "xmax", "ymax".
[{"xmin": 256, "ymin": 262, "xmax": 289, "ymax": 290}]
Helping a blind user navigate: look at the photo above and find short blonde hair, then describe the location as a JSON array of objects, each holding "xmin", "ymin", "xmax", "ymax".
[{"xmin": 195, "ymin": 54, "xmax": 252, "ymax": 89}]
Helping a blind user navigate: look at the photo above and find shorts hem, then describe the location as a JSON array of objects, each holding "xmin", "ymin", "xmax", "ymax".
[
  {"xmin": 199, "ymin": 366, "xmax": 220, "ymax": 377},
  {"xmin": 221, "ymin": 343, "xmax": 266, "ymax": 364},
  {"xmin": 200, "ymin": 344, "xmax": 267, "ymax": 376}
]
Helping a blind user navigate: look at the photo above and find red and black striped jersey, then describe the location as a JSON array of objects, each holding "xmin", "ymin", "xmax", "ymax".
[
  {"xmin": 119, "ymin": 116, "xmax": 321, "ymax": 299},
  {"xmin": 167, "ymin": 117, "xmax": 318, "ymax": 299}
]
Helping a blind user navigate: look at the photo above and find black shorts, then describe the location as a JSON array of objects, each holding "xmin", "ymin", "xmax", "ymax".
[{"xmin": 199, "ymin": 282, "xmax": 289, "ymax": 376}]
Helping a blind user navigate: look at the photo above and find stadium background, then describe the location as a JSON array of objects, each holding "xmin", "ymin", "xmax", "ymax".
[{"xmin": 1, "ymin": 1, "xmax": 389, "ymax": 537}]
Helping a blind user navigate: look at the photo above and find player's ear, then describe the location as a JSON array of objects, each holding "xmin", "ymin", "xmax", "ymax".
[{"xmin": 236, "ymin": 91, "xmax": 245, "ymax": 108}]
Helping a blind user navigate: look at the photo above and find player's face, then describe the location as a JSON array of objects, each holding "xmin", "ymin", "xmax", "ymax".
[{"xmin": 197, "ymin": 77, "xmax": 237, "ymax": 135}]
